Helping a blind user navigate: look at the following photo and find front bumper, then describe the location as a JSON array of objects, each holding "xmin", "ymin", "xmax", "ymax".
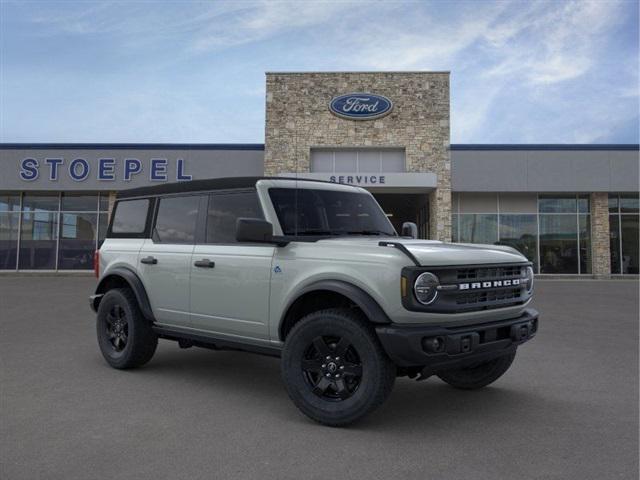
[{"xmin": 376, "ymin": 308, "xmax": 538, "ymax": 373}]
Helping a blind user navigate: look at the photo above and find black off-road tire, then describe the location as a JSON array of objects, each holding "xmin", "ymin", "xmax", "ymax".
[
  {"xmin": 281, "ymin": 308, "xmax": 396, "ymax": 427},
  {"xmin": 437, "ymin": 350, "xmax": 516, "ymax": 390},
  {"xmin": 96, "ymin": 288, "xmax": 158, "ymax": 369}
]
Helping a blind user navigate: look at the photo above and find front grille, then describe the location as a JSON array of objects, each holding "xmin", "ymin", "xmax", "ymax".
[
  {"xmin": 402, "ymin": 262, "xmax": 532, "ymax": 314},
  {"xmin": 456, "ymin": 265, "xmax": 524, "ymax": 281},
  {"xmin": 455, "ymin": 287, "xmax": 522, "ymax": 311}
]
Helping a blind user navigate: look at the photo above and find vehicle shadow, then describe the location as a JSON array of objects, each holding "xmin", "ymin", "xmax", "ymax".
[{"xmin": 124, "ymin": 344, "xmax": 554, "ymax": 431}]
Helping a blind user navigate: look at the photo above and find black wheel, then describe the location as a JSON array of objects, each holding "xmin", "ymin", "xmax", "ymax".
[
  {"xmin": 96, "ymin": 288, "xmax": 158, "ymax": 369},
  {"xmin": 281, "ymin": 308, "xmax": 395, "ymax": 427},
  {"xmin": 437, "ymin": 351, "xmax": 516, "ymax": 390}
]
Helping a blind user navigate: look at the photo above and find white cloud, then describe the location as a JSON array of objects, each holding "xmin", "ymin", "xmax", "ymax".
[{"xmin": 4, "ymin": 0, "xmax": 637, "ymax": 143}]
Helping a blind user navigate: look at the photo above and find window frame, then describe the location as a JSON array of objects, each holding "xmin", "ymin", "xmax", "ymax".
[{"xmin": 310, "ymin": 148, "xmax": 406, "ymax": 174}]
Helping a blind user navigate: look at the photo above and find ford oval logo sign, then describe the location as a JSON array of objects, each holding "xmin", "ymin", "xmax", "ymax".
[{"xmin": 329, "ymin": 93, "xmax": 393, "ymax": 120}]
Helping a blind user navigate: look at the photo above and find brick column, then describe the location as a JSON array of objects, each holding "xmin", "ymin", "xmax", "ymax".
[
  {"xmin": 591, "ymin": 192, "xmax": 611, "ymax": 277},
  {"xmin": 429, "ymin": 187, "xmax": 451, "ymax": 242}
]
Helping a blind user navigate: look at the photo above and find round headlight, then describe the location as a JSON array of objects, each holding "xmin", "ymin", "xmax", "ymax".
[
  {"xmin": 414, "ymin": 272, "xmax": 440, "ymax": 305},
  {"xmin": 525, "ymin": 266, "xmax": 534, "ymax": 293}
]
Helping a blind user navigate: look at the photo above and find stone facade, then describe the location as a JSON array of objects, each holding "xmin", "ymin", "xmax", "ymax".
[
  {"xmin": 590, "ymin": 192, "xmax": 611, "ymax": 277},
  {"xmin": 264, "ymin": 72, "xmax": 451, "ymax": 241}
]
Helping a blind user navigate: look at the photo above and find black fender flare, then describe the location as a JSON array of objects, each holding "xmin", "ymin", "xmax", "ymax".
[
  {"xmin": 280, "ymin": 279, "xmax": 391, "ymax": 339},
  {"xmin": 94, "ymin": 267, "xmax": 155, "ymax": 322}
]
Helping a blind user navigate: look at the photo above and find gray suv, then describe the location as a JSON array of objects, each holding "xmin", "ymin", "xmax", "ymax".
[{"xmin": 90, "ymin": 177, "xmax": 538, "ymax": 426}]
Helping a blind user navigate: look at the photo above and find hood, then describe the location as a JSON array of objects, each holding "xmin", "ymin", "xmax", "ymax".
[{"xmin": 316, "ymin": 236, "xmax": 527, "ymax": 266}]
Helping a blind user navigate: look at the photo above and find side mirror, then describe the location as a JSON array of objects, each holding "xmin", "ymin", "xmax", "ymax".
[
  {"xmin": 401, "ymin": 222, "xmax": 418, "ymax": 239},
  {"xmin": 236, "ymin": 218, "xmax": 276, "ymax": 243}
]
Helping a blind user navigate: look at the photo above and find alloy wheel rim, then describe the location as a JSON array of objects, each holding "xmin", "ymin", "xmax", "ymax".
[
  {"xmin": 301, "ymin": 335, "xmax": 363, "ymax": 401},
  {"xmin": 105, "ymin": 305, "xmax": 128, "ymax": 352}
]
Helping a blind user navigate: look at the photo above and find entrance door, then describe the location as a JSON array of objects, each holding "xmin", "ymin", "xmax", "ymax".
[{"xmin": 372, "ymin": 193, "xmax": 429, "ymax": 238}]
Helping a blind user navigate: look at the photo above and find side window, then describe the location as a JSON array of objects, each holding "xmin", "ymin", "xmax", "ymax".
[
  {"xmin": 111, "ymin": 199, "xmax": 150, "ymax": 235},
  {"xmin": 154, "ymin": 195, "xmax": 200, "ymax": 244},
  {"xmin": 206, "ymin": 191, "xmax": 263, "ymax": 243}
]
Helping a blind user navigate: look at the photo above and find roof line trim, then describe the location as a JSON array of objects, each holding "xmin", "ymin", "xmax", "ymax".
[
  {"xmin": 450, "ymin": 144, "xmax": 639, "ymax": 151},
  {"xmin": 0, "ymin": 143, "xmax": 265, "ymax": 151},
  {"xmin": 1, "ymin": 143, "xmax": 637, "ymax": 151}
]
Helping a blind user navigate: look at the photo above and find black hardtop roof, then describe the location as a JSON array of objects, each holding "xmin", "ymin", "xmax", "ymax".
[{"xmin": 116, "ymin": 176, "xmax": 336, "ymax": 199}]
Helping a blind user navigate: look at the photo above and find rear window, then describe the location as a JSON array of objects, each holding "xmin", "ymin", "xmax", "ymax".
[
  {"xmin": 111, "ymin": 199, "xmax": 150, "ymax": 235},
  {"xmin": 154, "ymin": 195, "xmax": 200, "ymax": 244}
]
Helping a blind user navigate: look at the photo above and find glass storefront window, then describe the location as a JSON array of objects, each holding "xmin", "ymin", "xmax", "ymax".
[
  {"xmin": 99, "ymin": 193, "xmax": 110, "ymax": 212},
  {"xmin": 0, "ymin": 192, "xmax": 21, "ymax": 212},
  {"xmin": 19, "ymin": 211, "xmax": 58, "ymax": 269},
  {"xmin": 578, "ymin": 195, "xmax": 590, "ymax": 214},
  {"xmin": 61, "ymin": 193, "xmax": 99, "ymax": 211},
  {"xmin": 58, "ymin": 193, "xmax": 102, "ymax": 269},
  {"xmin": 498, "ymin": 214, "xmax": 538, "ymax": 270},
  {"xmin": 620, "ymin": 215, "xmax": 639, "ymax": 274},
  {"xmin": 579, "ymin": 215, "xmax": 591, "ymax": 274},
  {"xmin": 0, "ymin": 191, "xmax": 112, "ymax": 270},
  {"xmin": 539, "ymin": 215, "xmax": 578, "ymax": 274},
  {"xmin": 620, "ymin": 194, "xmax": 639, "ymax": 214},
  {"xmin": 451, "ymin": 214, "xmax": 459, "ymax": 242},
  {"xmin": 609, "ymin": 194, "xmax": 640, "ymax": 274},
  {"xmin": 0, "ymin": 212, "xmax": 19, "ymax": 269},
  {"xmin": 538, "ymin": 196, "xmax": 577, "ymax": 213},
  {"xmin": 458, "ymin": 214, "xmax": 498, "ymax": 244},
  {"xmin": 22, "ymin": 193, "xmax": 59, "ymax": 212},
  {"xmin": 610, "ymin": 215, "xmax": 621, "ymax": 274},
  {"xmin": 58, "ymin": 213, "xmax": 98, "ymax": 269}
]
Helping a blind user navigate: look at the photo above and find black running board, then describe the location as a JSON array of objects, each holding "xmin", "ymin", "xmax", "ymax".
[{"xmin": 153, "ymin": 326, "xmax": 282, "ymax": 358}]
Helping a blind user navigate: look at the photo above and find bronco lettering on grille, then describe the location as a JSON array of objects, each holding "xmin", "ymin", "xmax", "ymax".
[{"xmin": 458, "ymin": 279, "xmax": 521, "ymax": 290}]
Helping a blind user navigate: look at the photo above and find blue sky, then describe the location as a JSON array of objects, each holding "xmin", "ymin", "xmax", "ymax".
[{"xmin": 1, "ymin": 0, "xmax": 638, "ymax": 144}]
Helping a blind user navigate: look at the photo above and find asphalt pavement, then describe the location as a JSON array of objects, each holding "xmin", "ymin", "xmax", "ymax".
[{"xmin": 1, "ymin": 276, "xmax": 638, "ymax": 480}]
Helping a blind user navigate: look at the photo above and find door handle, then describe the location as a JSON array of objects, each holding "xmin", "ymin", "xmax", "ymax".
[
  {"xmin": 140, "ymin": 256, "xmax": 158, "ymax": 265},
  {"xmin": 194, "ymin": 259, "xmax": 215, "ymax": 268}
]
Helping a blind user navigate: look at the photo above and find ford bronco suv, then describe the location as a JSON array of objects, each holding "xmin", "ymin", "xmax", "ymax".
[{"xmin": 90, "ymin": 177, "xmax": 538, "ymax": 426}]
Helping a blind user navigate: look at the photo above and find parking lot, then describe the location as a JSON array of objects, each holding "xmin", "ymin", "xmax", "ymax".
[{"xmin": 1, "ymin": 276, "xmax": 638, "ymax": 480}]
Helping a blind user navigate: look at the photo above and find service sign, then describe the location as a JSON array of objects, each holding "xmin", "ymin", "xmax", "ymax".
[{"xmin": 329, "ymin": 93, "xmax": 393, "ymax": 120}]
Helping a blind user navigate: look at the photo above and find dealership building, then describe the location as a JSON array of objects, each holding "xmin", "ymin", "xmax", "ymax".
[{"xmin": 0, "ymin": 72, "xmax": 638, "ymax": 276}]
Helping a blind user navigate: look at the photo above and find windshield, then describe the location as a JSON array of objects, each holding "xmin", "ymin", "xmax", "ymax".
[{"xmin": 268, "ymin": 188, "xmax": 397, "ymax": 237}]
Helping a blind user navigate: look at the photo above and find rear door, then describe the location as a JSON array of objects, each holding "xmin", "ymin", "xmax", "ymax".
[
  {"xmin": 138, "ymin": 194, "xmax": 203, "ymax": 328},
  {"xmin": 190, "ymin": 189, "xmax": 274, "ymax": 340}
]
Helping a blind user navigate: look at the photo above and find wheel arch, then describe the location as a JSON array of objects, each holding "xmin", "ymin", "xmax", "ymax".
[
  {"xmin": 279, "ymin": 280, "xmax": 391, "ymax": 341},
  {"xmin": 93, "ymin": 267, "xmax": 155, "ymax": 322}
]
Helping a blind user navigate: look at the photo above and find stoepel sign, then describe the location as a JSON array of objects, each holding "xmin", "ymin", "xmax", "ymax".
[
  {"xmin": 329, "ymin": 93, "xmax": 393, "ymax": 120},
  {"xmin": 18, "ymin": 157, "xmax": 192, "ymax": 182}
]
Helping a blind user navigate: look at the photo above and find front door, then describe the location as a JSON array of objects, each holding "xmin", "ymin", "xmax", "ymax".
[{"xmin": 189, "ymin": 190, "xmax": 274, "ymax": 340}]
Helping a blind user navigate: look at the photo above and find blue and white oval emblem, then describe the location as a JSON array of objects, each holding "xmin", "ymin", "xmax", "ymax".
[{"xmin": 329, "ymin": 93, "xmax": 393, "ymax": 120}]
